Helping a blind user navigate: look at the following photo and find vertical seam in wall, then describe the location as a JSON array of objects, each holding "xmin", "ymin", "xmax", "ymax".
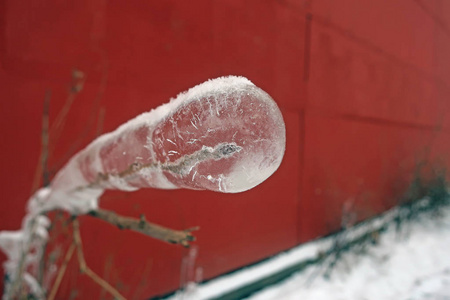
[
  {"xmin": 303, "ymin": 13, "xmax": 312, "ymax": 82},
  {"xmin": 297, "ymin": 9, "xmax": 312, "ymax": 243},
  {"xmin": 413, "ymin": 0, "xmax": 450, "ymax": 39},
  {"xmin": 297, "ymin": 109, "xmax": 306, "ymax": 243},
  {"xmin": 0, "ymin": 0, "xmax": 6, "ymax": 67}
]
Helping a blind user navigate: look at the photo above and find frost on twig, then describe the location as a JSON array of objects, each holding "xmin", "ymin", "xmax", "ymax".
[{"xmin": 0, "ymin": 75, "xmax": 286, "ymax": 299}]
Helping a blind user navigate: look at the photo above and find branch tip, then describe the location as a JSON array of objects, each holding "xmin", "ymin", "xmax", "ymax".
[{"xmin": 88, "ymin": 208, "xmax": 198, "ymax": 247}]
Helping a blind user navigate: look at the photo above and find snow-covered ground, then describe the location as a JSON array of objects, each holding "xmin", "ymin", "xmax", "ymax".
[
  {"xmin": 247, "ymin": 209, "xmax": 450, "ymax": 300},
  {"xmin": 169, "ymin": 205, "xmax": 450, "ymax": 300}
]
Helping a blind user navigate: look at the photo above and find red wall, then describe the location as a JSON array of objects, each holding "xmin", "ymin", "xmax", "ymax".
[{"xmin": 1, "ymin": 0, "xmax": 450, "ymax": 298}]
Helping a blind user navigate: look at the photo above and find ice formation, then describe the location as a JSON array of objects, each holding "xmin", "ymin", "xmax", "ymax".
[
  {"xmin": 0, "ymin": 214, "xmax": 50, "ymax": 299},
  {"xmin": 0, "ymin": 76, "xmax": 286, "ymax": 298},
  {"xmin": 47, "ymin": 75, "xmax": 286, "ymax": 213}
]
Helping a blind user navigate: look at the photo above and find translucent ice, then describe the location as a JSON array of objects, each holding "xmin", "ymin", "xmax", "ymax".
[
  {"xmin": 1, "ymin": 76, "xmax": 286, "ymax": 298},
  {"xmin": 51, "ymin": 76, "xmax": 286, "ymax": 199}
]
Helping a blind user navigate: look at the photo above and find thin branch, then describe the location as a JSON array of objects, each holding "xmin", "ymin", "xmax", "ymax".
[
  {"xmin": 85, "ymin": 143, "xmax": 241, "ymax": 191},
  {"xmin": 83, "ymin": 267, "xmax": 126, "ymax": 300},
  {"xmin": 48, "ymin": 70, "xmax": 85, "ymax": 157},
  {"xmin": 72, "ymin": 220, "xmax": 126, "ymax": 300},
  {"xmin": 88, "ymin": 209, "xmax": 199, "ymax": 247},
  {"xmin": 47, "ymin": 243, "xmax": 76, "ymax": 300},
  {"xmin": 72, "ymin": 220, "xmax": 86, "ymax": 270},
  {"xmin": 37, "ymin": 242, "xmax": 48, "ymax": 286},
  {"xmin": 35, "ymin": 92, "xmax": 51, "ymax": 287},
  {"xmin": 41, "ymin": 91, "xmax": 51, "ymax": 187},
  {"xmin": 31, "ymin": 90, "xmax": 52, "ymax": 193},
  {"xmin": 96, "ymin": 107, "xmax": 106, "ymax": 137},
  {"xmin": 50, "ymin": 66, "xmax": 107, "ymax": 174},
  {"xmin": 99, "ymin": 255, "xmax": 114, "ymax": 300},
  {"xmin": 32, "ymin": 70, "xmax": 85, "ymax": 194}
]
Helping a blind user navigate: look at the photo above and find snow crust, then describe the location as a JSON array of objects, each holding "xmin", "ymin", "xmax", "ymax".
[
  {"xmin": 167, "ymin": 205, "xmax": 450, "ymax": 300},
  {"xmin": 247, "ymin": 209, "xmax": 450, "ymax": 300}
]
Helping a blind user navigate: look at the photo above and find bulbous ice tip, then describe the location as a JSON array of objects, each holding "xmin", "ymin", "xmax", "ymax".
[
  {"xmin": 216, "ymin": 84, "xmax": 286, "ymax": 193},
  {"xmin": 156, "ymin": 76, "xmax": 287, "ymax": 193}
]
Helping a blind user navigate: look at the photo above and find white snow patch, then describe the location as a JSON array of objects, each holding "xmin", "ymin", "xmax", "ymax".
[
  {"xmin": 247, "ymin": 209, "xmax": 450, "ymax": 300},
  {"xmin": 166, "ymin": 237, "xmax": 332, "ymax": 300},
  {"xmin": 167, "ymin": 205, "xmax": 450, "ymax": 300}
]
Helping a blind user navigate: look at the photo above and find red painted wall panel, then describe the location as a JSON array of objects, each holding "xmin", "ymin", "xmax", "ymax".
[
  {"xmin": 414, "ymin": 0, "xmax": 450, "ymax": 45},
  {"xmin": 1, "ymin": 0, "xmax": 450, "ymax": 298},
  {"xmin": 308, "ymin": 19, "xmax": 442, "ymax": 128},
  {"xmin": 434, "ymin": 24, "xmax": 450, "ymax": 87},
  {"xmin": 310, "ymin": 0, "xmax": 436, "ymax": 75},
  {"xmin": 299, "ymin": 112, "xmax": 449, "ymax": 242}
]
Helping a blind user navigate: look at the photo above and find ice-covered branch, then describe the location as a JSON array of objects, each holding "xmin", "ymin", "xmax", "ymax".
[
  {"xmin": 48, "ymin": 76, "xmax": 285, "ymax": 203},
  {"xmin": 0, "ymin": 76, "xmax": 286, "ymax": 299}
]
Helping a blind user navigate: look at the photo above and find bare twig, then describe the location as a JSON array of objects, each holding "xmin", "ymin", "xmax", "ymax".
[
  {"xmin": 31, "ymin": 91, "xmax": 52, "ymax": 193},
  {"xmin": 35, "ymin": 92, "xmax": 51, "ymax": 288},
  {"xmin": 99, "ymin": 255, "xmax": 114, "ymax": 300},
  {"xmin": 47, "ymin": 243, "xmax": 76, "ymax": 300},
  {"xmin": 31, "ymin": 70, "xmax": 86, "ymax": 194},
  {"xmin": 43, "ymin": 209, "xmax": 197, "ymax": 299},
  {"xmin": 73, "ymin": 220, "xmax": 127, "ymax": 300},
  {"xmin": 41, "ymin": 91, "xmax": 51, "ymax": 186},
  {"xmin": 96, "ymin": 107, "xmax": 106, "ymax": 137},
  {"xmin": 88, "ymin": 209, "xmax": 198, "ymax": 247},
  {"xmin": 48, "ymin": 70, "xmax": 85, "ymax": 155},
  {"xmin": 51, "ymin": 72, "xmax": 107, "ymax": 173}
]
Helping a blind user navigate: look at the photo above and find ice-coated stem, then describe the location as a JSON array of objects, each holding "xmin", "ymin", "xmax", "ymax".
[
  {"xmin": 48, "ymin": 75, "xmax": 285, "ymax": 205},
  {"xmin": 0, "ymin": 76, "xmax": 286, "ymax": 299}
]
